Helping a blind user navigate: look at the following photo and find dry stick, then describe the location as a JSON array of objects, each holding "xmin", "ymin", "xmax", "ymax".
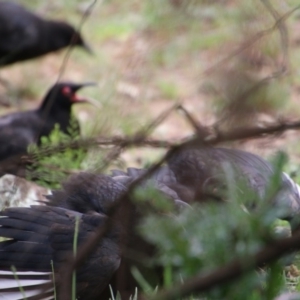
[
  {"xmin": 21, "ymin": 117, "xmax": 300, "ymax": 168},
  {"xmin": 206, "ymin": 119, "xmax": 300, "ymax": 145},
  {"xmin": 177, "ymin": 105, "xmax": 202, "ymax": 132},
  {"xmin": 200, "ymin": 4, "xmax": 300, "ymax": 78},
  {"xmin": 7, "ymin": 116, "xmax": 300, "ymax": 175},
  {"xmin": 136, "ymin": 103, "xmax": 180, "ymax": 138},
  {"xmin": 56, "ymin": 0, "xmax": 97, "ymax": 82},
  {"xmin": 28, "ymin": 136, "xmax": 173, "ymax": 161},
  {"xmin": 93, "ymin": 137, "xmax": 175, "ymax": 148},
  {"xmin": 145, "ymin": 226, "xmax": 300, "ymax": 300},
  {"xmin": 11, "ymin": 116, "xmax": 300, "ymax": 184},
  {"xmin": 176, "ymin": 104, "xmax": 212, "ymax": 141},
  {"xmin": 2, "ymin": 135, "xmax": 173, "ymax": 177},
  {"xmin": 92, "ymin": 103, "xmax": 180, "ymax": 172},
  {"xmin": 261, "ymin": 0, "xmax": 289, "ymax": 73},
  {"xmin": 29, "ymin": 105, "xmax": 181, "ymax": 159}
]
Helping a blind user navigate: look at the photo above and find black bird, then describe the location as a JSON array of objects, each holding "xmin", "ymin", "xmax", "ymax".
[
  {"xmin": 1, "ymin": 148, "xmax": 300, "ymax": 299},
  {"xmin": 0, "ymin": 172, "xmax": 122, "ymax": 300},
  {"xmin": 0, "ymin": 167, "xmax": 189, "ymax": 299},
  {"xmin": 0, "ymin": 1, "xmax": 91, "ymax": 67},
  {"xmin": 0, "ymin": 82, "xmax": 94, "ymax": 174}
]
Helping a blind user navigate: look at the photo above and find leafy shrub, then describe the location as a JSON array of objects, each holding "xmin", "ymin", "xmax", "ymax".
[
  {"xmin": 27, "ymin": 117, "xmax": 86, "ymax": 188},
  {"xmin": 135, "ymin": 153, "xmax": 293, "ymax": 299}
]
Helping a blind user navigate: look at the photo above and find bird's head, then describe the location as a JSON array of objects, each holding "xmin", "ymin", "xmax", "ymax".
[
  {"xmin": 49, "ymin": 21, "xmax": 93, "ymax": 54},
  {"xmin": 39, "ymin": 82, "xmax": 97, "ymax": 112}
]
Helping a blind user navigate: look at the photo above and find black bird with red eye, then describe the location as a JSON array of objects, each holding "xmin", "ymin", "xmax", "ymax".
[{"xmin": 0, "ymin": 82, "xmax": 95, "ymax": 173}]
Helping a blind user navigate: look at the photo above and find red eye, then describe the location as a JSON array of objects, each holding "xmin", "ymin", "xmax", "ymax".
[{"xmin": 62, "ymin": 86, "xmax": 71, "ymax": 96}]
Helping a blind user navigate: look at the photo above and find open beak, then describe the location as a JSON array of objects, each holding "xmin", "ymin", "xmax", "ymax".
[
  {"xmin": 72, "ymin": 82, "xmax": 100, "ymax": 108},
  {"xmin": 73, "ymin": 95, "xmax": 101, "ymax": 108}
]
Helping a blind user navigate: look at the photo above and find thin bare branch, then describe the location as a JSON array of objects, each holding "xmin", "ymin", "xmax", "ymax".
[
  {"xmin": 261, "ymin": 0, "xmax": 289, "ymax": 73},
  {"xmin": 177, "ymin": 104, "xmax": 209, "ymax": 137},
  {"xmin": 201, "ymin": 4, "xmax": 299, "ymax": 78},
  {"xmin": 4, "ymin": 117, "xmax": 300, "ymax": 176},
  {"xmin": 55, "ymin": 0, "xmax": 97, "ymax": 81}
]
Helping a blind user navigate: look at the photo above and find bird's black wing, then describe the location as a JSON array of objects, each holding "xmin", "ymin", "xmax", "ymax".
[
  {"xmin": 47, "ymin": 172, "xmax": 128, "ymax": 215},
  {"xmin": 0, "ymin": 205, "xmax": 120, "ymax": 300}
]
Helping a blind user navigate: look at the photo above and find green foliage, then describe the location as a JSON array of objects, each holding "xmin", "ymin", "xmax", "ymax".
[
  {"xmin": 10, "ymin": 266, "xmax": 27, "ymax": 300},
  {"xmin": 157, "ymin": 80, "xmax": 180, "ymax": 100},
  {"xmin": 27, "ymin": 117, "xmax": 86, "ymax": 188},
  {"xmin": 50, "ymin": 261, "xmax": 57, "ymax": 300},
  {"xmin": 72, "ymin": 216, "xmax": 80, "ymax": 300},
  {"xmin": 136, "ymin": 153, "xmax": 292, "ymax": 299}
]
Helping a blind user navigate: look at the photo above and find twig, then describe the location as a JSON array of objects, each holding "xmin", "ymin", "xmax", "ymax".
[
  {"xmin": 55, "ymin": 0, "xmax": 97, "ymax": 81},
  {"xmin": 4, "ymin": 117, "xmax": 300, "ymax": 176},
  {"xmin": 89, "ymin": 103, "xmax": 180, "ymax": 172},
  {"xmin": 177, "ymin": 105, "xmax": 208, "ymax": 137},
  {"xmin": 201, "ymin": 4, "xmax": 300, "ymax": 78},
  {"xmin": 261, "ymin": 0, "xmax": 289, "ymax": 73}
]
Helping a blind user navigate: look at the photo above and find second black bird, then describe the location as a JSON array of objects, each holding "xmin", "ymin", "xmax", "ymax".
[
  {"xmin": 0, "ymin": 81, "xmax": 94, "ymax": 174},
  {"xmin": 0, "ymin": 172, "xmax": 122, "ymax": 300}
]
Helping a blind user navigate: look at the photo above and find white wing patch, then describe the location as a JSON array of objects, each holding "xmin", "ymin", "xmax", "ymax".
[{"xmin": 0, "ymin": 270, "xmax": 53, "ymax": 300}]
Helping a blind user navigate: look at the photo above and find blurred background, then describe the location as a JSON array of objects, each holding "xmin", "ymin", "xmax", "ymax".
[{"xmin": 1, "ymin": 0, "xmax": 300, "ymax": 173}]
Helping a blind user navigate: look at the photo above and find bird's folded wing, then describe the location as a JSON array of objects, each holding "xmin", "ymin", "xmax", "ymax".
[{"xmin": 0, "ymin": 205, "xmax": 120, "ymax": 300}]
